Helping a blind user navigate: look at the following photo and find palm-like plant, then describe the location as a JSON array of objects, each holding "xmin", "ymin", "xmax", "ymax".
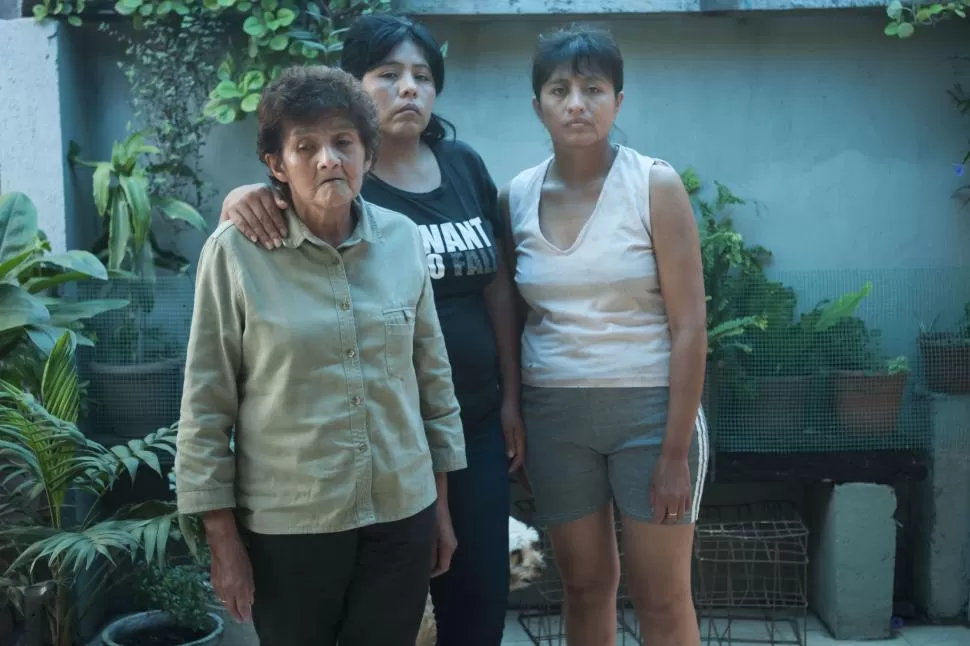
[{"xmin": 0, "ymin": 331, "xmax": 182, "ymax": 646}]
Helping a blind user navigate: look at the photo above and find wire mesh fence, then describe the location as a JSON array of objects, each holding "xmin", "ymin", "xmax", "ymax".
[
  {"xmin": 63, "ymin": 266, "xmax": 970, "ymax": 454},
  {"xmin": 73, "ymin": 276, "xmax": 194, "ymax": 443},
  {"xmin": 705, "ymin": 267, "xmax": 970, "ymax": 453}
]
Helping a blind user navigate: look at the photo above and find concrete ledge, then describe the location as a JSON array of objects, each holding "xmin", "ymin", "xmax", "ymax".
[
  {"xmin": 809, "ymin": 483, "xmax": 897, "ymax": 640},
  {"xmin": 401, "ymin": 0, "xmax": 888, "ymax": 16}
]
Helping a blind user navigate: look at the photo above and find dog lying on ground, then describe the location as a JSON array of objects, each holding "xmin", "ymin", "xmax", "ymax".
[{"xmin": 415, "ymin": 515, "xmax": 544, "ymax": 646}]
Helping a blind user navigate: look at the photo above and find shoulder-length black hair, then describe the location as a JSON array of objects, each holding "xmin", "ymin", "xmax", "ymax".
[{"xmin": 340, "ymin": 13, "xmax": 456, "ymax": 148}]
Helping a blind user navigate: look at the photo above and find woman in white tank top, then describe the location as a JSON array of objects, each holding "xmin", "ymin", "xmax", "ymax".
[{"xmin": 499, "ymin": 25, "xmax": 709, "ymax": 646}]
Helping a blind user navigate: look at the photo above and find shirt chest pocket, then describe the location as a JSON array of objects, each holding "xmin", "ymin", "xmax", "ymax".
[{"xmin": 383, "ymin": 306, "xmax": 415, "ymax": 379}]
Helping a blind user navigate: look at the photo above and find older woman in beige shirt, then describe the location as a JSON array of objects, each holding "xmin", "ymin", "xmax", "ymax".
[{"xmin": 174, "ymin": 65, "xmax": 465, "ymax": 646}]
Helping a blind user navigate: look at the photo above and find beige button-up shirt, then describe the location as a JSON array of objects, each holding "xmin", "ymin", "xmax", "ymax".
[{"xmin": 174, "ymin": 197, "xmax": 466, "ymax": 534}]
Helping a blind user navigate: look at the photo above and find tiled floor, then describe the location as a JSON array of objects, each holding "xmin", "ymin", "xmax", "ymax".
[{"xmin": 499, "ymin": 612, "xmax": 970, "ymax": 645}]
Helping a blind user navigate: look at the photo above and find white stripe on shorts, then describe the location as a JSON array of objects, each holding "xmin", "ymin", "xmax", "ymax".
[{"xmin": 690, "ymin": 407, "xmax": 709, "ymax": 523}]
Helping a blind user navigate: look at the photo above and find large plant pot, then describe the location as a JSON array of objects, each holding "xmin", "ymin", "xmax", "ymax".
[
  {"xmin": 101, "ymin": 610, "xmax": 224, "ymax": 646},
  {"xmin": 86, "ymin": 358, "xmax": 183, "ymax": 439},
  {"xmin": 834, "ymin": 371, "xmax": 907, "ymax": 435},
  {"xmin": 745, "ymin": 375, "xmax": 810, "ymax": 433},
  {"xmin": 918, "ymin": 334, "xmax": 970, "ymax": 394}
]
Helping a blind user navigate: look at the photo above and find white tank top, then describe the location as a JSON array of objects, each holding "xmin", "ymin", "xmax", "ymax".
[{"xmin": 507, "ymin": 145, "xmax": 673, "ymax": 388}]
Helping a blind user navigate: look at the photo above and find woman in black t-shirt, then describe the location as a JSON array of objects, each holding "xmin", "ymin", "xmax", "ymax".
[{"xmin": 218, "ymin": 15, "xmax": 524, "ymax": 646}]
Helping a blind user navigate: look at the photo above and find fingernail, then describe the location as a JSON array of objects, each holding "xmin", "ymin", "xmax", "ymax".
[
  {"xmin": 249, "ymin": 236, "xmax": 257, "ymax": 243},
  {"xmin": 263, "ymin": 242, "xmax": 273, "ymax": 250},
  {"xmin": 273, "ymin": 238, "xmax": 282, "ymax": 248},
  {"xmin": 507, "ymin": 451, "xmax": 515, "ymax": 458}
]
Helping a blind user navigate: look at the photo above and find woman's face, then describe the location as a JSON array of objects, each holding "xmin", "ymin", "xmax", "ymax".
[
  {"xmin": 360, "ymin": 40, "xmax": 437, "ymax": 141},
  {"xmin": 266, "ymin": 114, "xmax": 371, "ymax": 214},
  {"xmin": 533, "ymin": 65, "xmax": 623, "ymax": 149}
]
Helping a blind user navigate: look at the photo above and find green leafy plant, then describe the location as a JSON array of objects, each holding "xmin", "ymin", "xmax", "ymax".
[
  {"xmin": 67, "ymin": 131, "xmax": 208, "ymax": 280},
  {"xmin": 0, "ymin": 332, "xmax": 183, "ymax": 646},
  {"xmin": 885, "ymin": 0, "xmax": 967, "ymax": 38},
  {"xmin": 31, "ymin": 0, "xmax": 85, "ymax": 26},
  {"xmin": 131, "ymin": 559, "xmax": 216, "ymax": 635},
  {"xmin": 681, "ymin": 169, "xmax": 769, "ymax": 360},
  {"xmin": 0, "ymin": 192, "xmax": 127, "ymax": 372}
]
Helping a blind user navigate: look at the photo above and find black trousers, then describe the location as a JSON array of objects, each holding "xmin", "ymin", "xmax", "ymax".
[{"xmin": 243, "ymin": 502, "xmax": 436, "ymax": 646}]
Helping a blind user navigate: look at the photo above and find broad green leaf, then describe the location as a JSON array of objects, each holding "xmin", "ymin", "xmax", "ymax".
[
  {"xmin": 269, "ymin": 34, "xmax": 288, "ymax": 51},
  {"xmin": 243, "ymin": 16, "xmax": 267, "ymax": 37},
  {"xmin": 276, "ymin": 7, "xmax": 295, "ymax": 25},
  {"xmin": 886, "ymin": 0, "xmax": 903, "ymax": 18},
  {"xmin": 118, "ymin": 174, "xmax": 152, "ymax": 254},
  {"xmin": 114, "ymin": 0, "xmax": 142, "ymax": 15},
  {"xmin": 217, "ymin": 57, "xmax": 233, "ymax": 82},
  {"xmin": 241, "ymin": 69, "xmax": 266, "ymax": 91},
  {"xmin": 0, "ymin": 193, "xmax": 39, "ymax": 262},
  {"xmin": 68, "ymin": 15, "xmax": 82, "ymax": 26},
  {"xmin": 108, "ymin": 194, "xmax": 131, "ymax": 271},
  {"xmin": 884, "ymin": 22, "xmax": 900, "ymax": 36},
  {"xmin": 156, "ymin": 197, "xmax": 207, "ymax": 232},
  {"xmin": 33, "ymin": 4, "xmax": 48, "ymax": 19},
  {"xmin": 898, "ymin": 22, "xmax": 915, "ymax": 38},
  {"xmin": 26, "ymin": 325, "xmax": 75, "ymax": 355},
  {"xmin": 215, "ymin": 79, "xmax": 243, "ymax": 99},
  {"xmin": 0, "ymin": 247, "xmax": 39, "ymax": 283},
  {"xmin": 92, "ymin": 162, "xmax": 113, "ymax": 218},
  {"xmin": 240, "ymin": 93, "xmax": 260, "ymax": 113},
  {"xmin": 44, "ymin": 299, "xmax": 129, "ymax": 326},
  {"xmin": 215, "ymin": 105, "xmax": 238, "ymax": 124},
  {"xmin": 0, "ymin": 284, "xmax": 50, "ymax": 334},
  {"xmin": 20, "ymin": 250, "xmax": 108, "ymax": 283},
  {"xmin": 261, "ymin": 0, "xmax": 278, "ymax": 11}
]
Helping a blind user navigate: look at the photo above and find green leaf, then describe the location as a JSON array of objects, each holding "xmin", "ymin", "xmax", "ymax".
[
  {"xmin": 884, "ymin": 22, "xmax": 900, "ymax": 37},
  {"xmin": 114, "ymin": 0, "xmax": 142, "ymax": 15},
  {"xmin": 118, "ymin": 174, "xmax": 152, "ymax": 254},
  {"xmin": 243, "ymin": 16, "xmax": 267, "ymax": 37},
  {"xmin": 269, "ymin": 34, "xmax": 289, "ymax": 51},
  {"xmin": 156, "ymin": 0, "xmax": 173, "ymax": 14},
  {"xmin": 92, "ymin": 162, "xmax": 113, "ymax": 217},
  {"xmin": 440, "ymin": 41, "xmax": 449, "ymax": 58},
  {"xmin": 41, "ymin": 331, "xmax": 80, "ymax": 424},
  {"xmin": 44, "ymin": 300, "xmax": 129, "ymax": 327},
  {"xmin": 898, "ymin": 21, "xmax": 915, "ymax": 37},
  {"xmin": 0, "ymin": 284, "xmax": 50, "ymax": 335},
  {"xmin": 156, "ymin": 197, "xmax": 208, "ymax": 232},
  {"xmin": 241, "ymin": 69, "xmax": 266, "ymax": 92},
  {"xmin": 240, "ymin": 93, "xmax": 261, "ymax": 113},
  {"xmin": 276, "ymin": 7, "xmax": 295, "ymax": 25},
  {"xmin": 886, "ymin": 0, "xmax": 903, "ymax": 19},
  {"xmin": 237, "ymin": 1, "xmax": 252, "ymax": 10},
  {"xmin": 0, "ymin": 192, "xmax": 39, "ymax": 262},
  {"xmin": 20, "ymin": 250, "xmax": 109, "ymax": 283},
  {"xmin": 216, "ymin": 105, "xmax": 238, "ymax": 124},
  {"xmin": 108, "ymin": 193, "xmax": 131, "ymax": 271},
  {"xmin": 33, "ymin": 4, "xmax": 48, "ymax": 19},
  {"xmin": 217, "ymin": 58, "xmax": 234, "ymax": 82},
  {"xmin": 215, "ymin": 79, "xmax": 243, "ymax": 99},
  {"xmin": 67, "ymin": 15, "xmax": 82, "ymax": 26},
  {"xmin": 260, "ymin": 0, "xmax": 277, "ymax": 11}
]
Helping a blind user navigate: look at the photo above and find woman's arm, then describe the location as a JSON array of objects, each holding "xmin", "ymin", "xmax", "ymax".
[
  {"xmin": 219, "ymin": 183, "xmax": 290, "ymax": 249},
  {"xmin": 175, "ymin": 234, "xmax": 255, "ymax": 621},
  {"xmin": 648, "ymin": 162, "xmax": 708, "ymax": 522},
  {"xmin": 484, "ymin": 186, "xmax": 527, "ymax": 471}
]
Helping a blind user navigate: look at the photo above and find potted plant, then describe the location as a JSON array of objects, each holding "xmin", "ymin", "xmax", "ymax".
[
  {"xmin": 0, "ymin": 331, "xmax": 183, "ymax": 646},
  {"xmin": 918, "ymin": 302, "xmax": 970, "ymax": 394},
  {"xmin": 821, "ymin": 307, "xmax": 911, "ymax": 435},
  {"xmin": 67, "ymin": 131, "xmax": 208, "ymax": 440},
  {"xmin": 100, "ymin": 561, "xmax": 224, "ymax": 646}
]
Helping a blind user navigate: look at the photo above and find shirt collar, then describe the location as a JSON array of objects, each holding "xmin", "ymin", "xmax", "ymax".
[{"xmin": 282, "ymin": 195, "xmax": 377, "ymax": 249}]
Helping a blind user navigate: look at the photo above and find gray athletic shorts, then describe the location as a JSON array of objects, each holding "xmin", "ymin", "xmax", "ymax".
[{"xmin": 522, "ymin": 385, "xmax": 710, "ymax": 528}]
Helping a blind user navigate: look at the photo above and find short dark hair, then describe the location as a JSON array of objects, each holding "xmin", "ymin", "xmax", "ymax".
[
  {"xmin": 339, "ymin": 13, "xmax": 455, "ymax": 147},
  {"xmin": 531, "ymin": 24, "xmax": 624, "ymax": 99},
  {"xmin": 257, "ymin": 65, "xmax": 381, "ymax": 198}
]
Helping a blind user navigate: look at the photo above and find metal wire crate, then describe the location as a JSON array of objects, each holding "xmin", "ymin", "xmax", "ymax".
[{"xmin": 693, "ymin": 502, "xmax": 810, "ymax": 646}]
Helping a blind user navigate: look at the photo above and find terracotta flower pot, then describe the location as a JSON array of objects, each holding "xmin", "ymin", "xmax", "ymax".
[{"xmin": 833, "ymin": 371, "xmax": 907, "ymax": 435}]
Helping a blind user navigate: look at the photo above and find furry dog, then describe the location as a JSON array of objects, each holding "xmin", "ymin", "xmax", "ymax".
[{"xmin": 415, "ymin": 515, "xmax": 545, "ymax": 646}]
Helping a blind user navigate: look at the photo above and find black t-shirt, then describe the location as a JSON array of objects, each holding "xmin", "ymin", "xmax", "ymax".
[{"xmin": 361, "ymin": 139, "xmax": 503, "ymax": 425}]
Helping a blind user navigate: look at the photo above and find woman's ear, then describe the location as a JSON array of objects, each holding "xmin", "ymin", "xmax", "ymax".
[{"xmin": 264, "ymin": 153, "xmax": 288, "ymax": 184}]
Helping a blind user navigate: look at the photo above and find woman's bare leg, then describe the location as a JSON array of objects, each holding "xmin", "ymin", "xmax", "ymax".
[
  {"xmin": 621, "ymin": 518, "xmax": 699, "ymax": 646},
  {"xmin": 547, "ymin": 502, "xmax": 621, "ymax": 646}
]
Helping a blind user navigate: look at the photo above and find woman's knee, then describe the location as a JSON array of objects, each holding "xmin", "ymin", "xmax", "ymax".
[{"xmin": 634, "ymin": 583, "xmax": 694, "ymax": 620}]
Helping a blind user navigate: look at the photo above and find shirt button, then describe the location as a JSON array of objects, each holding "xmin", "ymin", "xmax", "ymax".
[
  {"xmin": 341, "ymin": 300, "xmax": 351, "ymax": 311},
  {"xmin": 358, "ymin": 442, "xmax": 367, "ymax": 452},
  {"xmin": 351, "ymin": 396, "xmax": 362, "ymax": 406},
  {"xmin": 346, "ymin": 349, "xmax": 356, "ymax": 359}
]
